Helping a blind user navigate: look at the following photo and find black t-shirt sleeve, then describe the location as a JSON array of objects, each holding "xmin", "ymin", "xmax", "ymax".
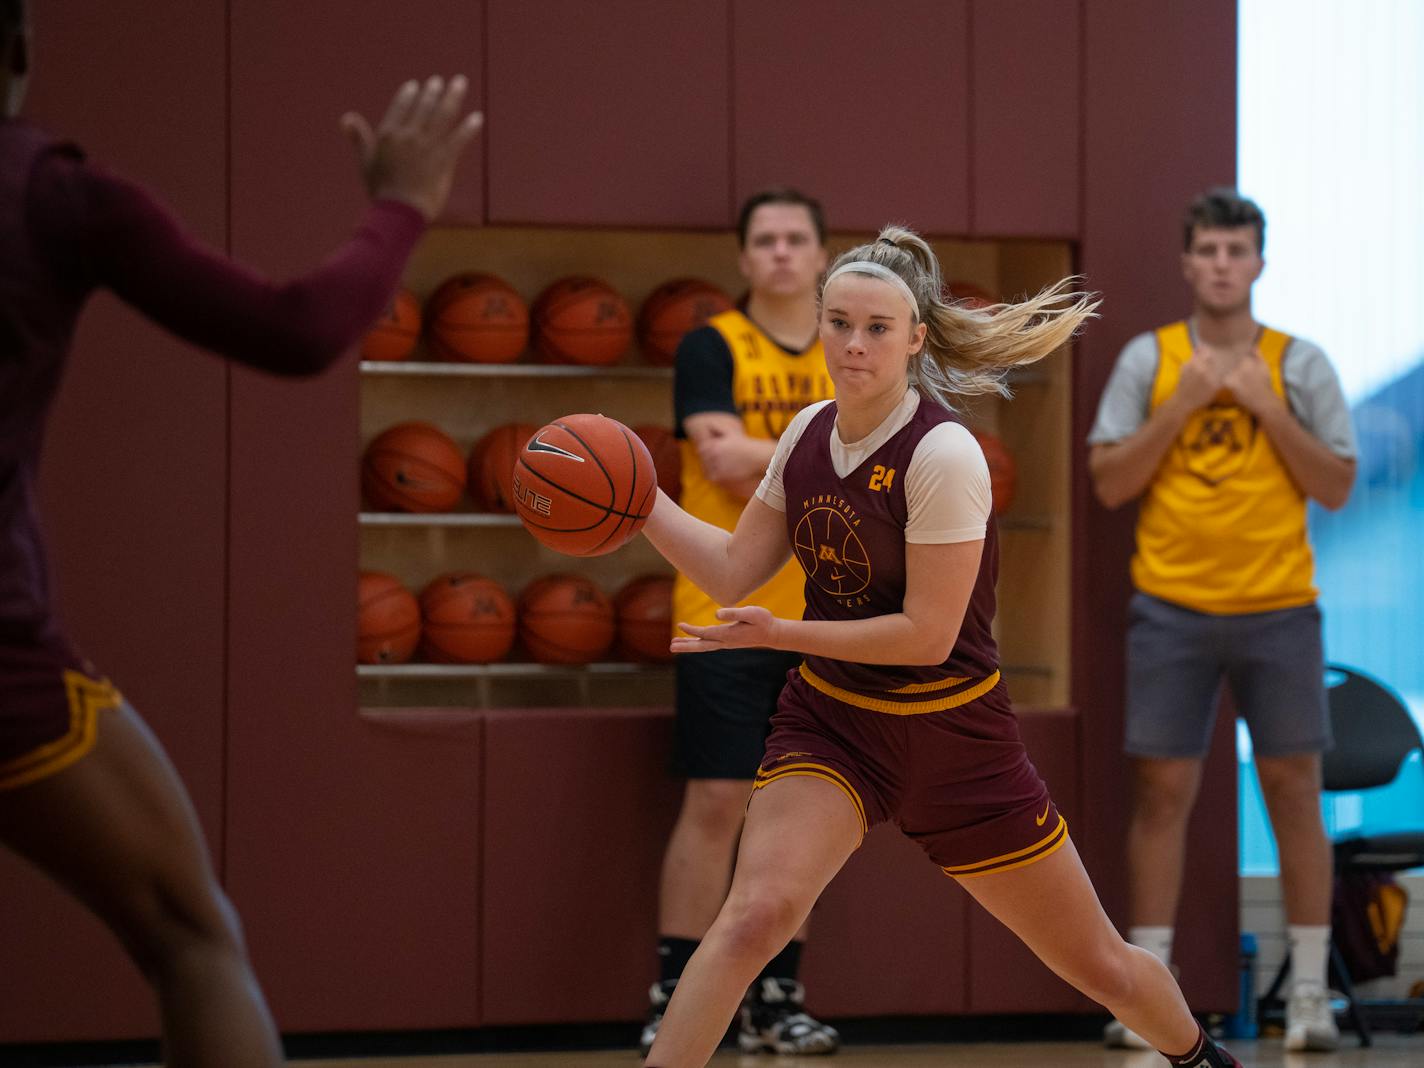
[{"xmin": 673, "ymin": 326, "xmax": 736, "ymax": 438}]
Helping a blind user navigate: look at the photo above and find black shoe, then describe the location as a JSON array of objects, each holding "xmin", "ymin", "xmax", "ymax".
[{"xmin": 738, "ymin": 977, "xmax": 840, "ymax": 1055}]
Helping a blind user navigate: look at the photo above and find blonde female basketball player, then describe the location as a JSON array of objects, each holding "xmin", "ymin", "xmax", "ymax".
[{"xmin": 637, "ymin": 225, "xmax": 1242, "ymax": 1068}]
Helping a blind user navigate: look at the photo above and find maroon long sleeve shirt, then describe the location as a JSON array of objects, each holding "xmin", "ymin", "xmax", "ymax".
[{"xmin": 1, "ymin": 118, "xmax": 424, "ymax": 635}]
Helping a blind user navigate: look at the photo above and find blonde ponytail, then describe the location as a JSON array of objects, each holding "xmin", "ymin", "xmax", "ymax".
[{"xmin": 820, "ymin": 225, "xmax": 1100, "ymax": 406}]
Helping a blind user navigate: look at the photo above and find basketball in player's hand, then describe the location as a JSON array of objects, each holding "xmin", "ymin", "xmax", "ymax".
[{"xmin": 512, "ymin": 414, "xmax": 657, "ymax": 556}]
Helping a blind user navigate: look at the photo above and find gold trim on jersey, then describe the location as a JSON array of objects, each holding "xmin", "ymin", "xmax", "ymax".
[
  {"xmin": 754, "ymin": 760, "xmax": 868, "ymax": 837},
  {"xmin": 0, "ymin": 670, "xmax": 122, "ymax": 790},
  {"xmin": 797, "ymin": 663, "xmax": 1001, "ymax": 715},
  {"xmin": 941, "ymin": 815, "xmax": 1069, "ymax": 879},
  {"xmin": 888, "ymin": 675, "xmax": 972, "ymax": 694}
]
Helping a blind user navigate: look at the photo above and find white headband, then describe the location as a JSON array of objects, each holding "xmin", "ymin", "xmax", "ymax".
[{"xmin": 823, "ymin": 260, "xmax": 920, "ymax": 318}]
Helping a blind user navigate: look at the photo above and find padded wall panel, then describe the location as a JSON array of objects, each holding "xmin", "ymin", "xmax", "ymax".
[
  {"xmin": 971, "ymin": 0, "xmax": 1081, "ymax": 237},
  {"xmin": 732, "ymin": 0, "xmax": 971, "ymax": 235},
  {"xmin": 223, "ymin": 0, "xmax": 487, "ymax": 1030},
  {"xmin": 485, "ymin": 0, "xmax": 730, "ymax": 227}
]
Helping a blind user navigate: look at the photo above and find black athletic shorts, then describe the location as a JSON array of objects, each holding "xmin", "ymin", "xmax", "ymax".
[{"xmin": 672, "ymin": 648, "xmax": 802, "ymax": 779}]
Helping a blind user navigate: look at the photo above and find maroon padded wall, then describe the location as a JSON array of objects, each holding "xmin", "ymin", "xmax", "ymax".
[
  {"xmin": 0, "ymin": 0, "xmax": 229, "ymax": 1041},
  {"xmin": 481, "ymin": 708, "xmax": 682, "ymax": 1024},
  {"xmin": 970, "ymin": 0, "xmax": 1081, "ymax": 238},
  {"xmin": 221, "ymin": 0, "xmax": 487, "ymax": 1031},
  {"xmin": 486, "ymin": 0, "xmax": 730, "ymax": 228},
  {"xmin": 1076, "ymin": 0, "xmax": 1240, "ymax": 1010},
  {"xmin": 731, "ymin": 0, "xmax": 971, "ymax": 235}
]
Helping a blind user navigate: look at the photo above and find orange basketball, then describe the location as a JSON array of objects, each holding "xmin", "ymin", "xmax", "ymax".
[
  {"xmin": 470, "ymin": 422, "xmax": 537, "ymax": 513},
  {"xmin": 532, "ymin": 276, "xmax": 633, "ymax": 366},
  {"xmin": 518, "ymin": 573, "xmax": 615, "ymax": 664},
  {"xmin": 945, "ymin": 280, "xmax": 998, "ymax": 310},
  {"xmin": 427, "ymin": 272, "xmax": 529, "ymax": 364},
  {"xmin": 633, "ymin": 424, "xmax": 682, "ymax": 500},
  {"xmin": 358, "ymin": 571, "xmax": 421, "ymax": 664},
  {"xmin": 362, "ymin": 422, "xmax": 467, "ymax": 513},
  {"xmin": 636, "ymin": 278, "xmax": 735, "ymax": 365},
  {"xmin": 512, "ymin": 413, "xmax": 657, "ymax": 556},
  {"xmin": 971, "ymin": 429, "xmax": 1018, "ymax": 515},
  {"xmin": 417, "ymin": 572, "xmax": 517, "ymax": 663},
  {"xmin": 614, "ymin": 574, "xmax": 674, "ymax": 663},
  {"xmin": 359, "ymin": 288, "xmax": 421, "ymax": 362}
]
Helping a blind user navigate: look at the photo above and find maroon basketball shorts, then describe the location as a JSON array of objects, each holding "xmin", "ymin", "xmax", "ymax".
[
  {"xmin": 756, "ymin": 664, "xmax": 1067, "ymax": 879},
  {"xmin": 0, "ymin": 633, "xmax": 122, "ymax": 790}
]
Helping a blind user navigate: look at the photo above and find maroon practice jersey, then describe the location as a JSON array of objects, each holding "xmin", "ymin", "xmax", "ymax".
[{"xmin": 781, "ymin": 397, "xmax": 999, "ymax": 698}]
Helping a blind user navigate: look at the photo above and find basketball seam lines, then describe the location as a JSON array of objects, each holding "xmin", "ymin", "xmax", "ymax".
[{"xmin": 514, "ymin": 458, "xmax": 646, "ymax": 523}]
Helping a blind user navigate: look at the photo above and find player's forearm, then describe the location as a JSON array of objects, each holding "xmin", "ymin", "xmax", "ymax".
[
  {"xmin": 642, "ymin": 490, "xmax": 749, "ymax": 605},
  {"xmin": 94, "ymin": 170, "xmax": 424, "ymax": 376},
  {"xmin": 769, "ymin": 612, "xmax": 960, "ymax": 666},
  {"xmin": 1255, "ymin": 403, "xmax": 1356, "ymax": 510},
  {"xmin": 720, "ymin": 476, "xmax": 763, "ymax": 502},
  {"xmin": 1090, "ymin": 396, "xmax": 1195, "ymax": 508}
]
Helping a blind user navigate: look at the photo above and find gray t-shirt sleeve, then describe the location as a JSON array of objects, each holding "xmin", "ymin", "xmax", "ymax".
[
  {"xmin": 1087, "ymin": 332, "xmax": 1158, "ymax": 445},
  {"xmin": 1283, "ymin": 338, "xmax": 1357, "ymax": 459}
]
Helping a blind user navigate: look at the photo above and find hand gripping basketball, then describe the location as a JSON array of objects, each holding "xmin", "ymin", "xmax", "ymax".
[{"xmin": 513, "ymin": 414, "xmax": 657, "ymax": 556}]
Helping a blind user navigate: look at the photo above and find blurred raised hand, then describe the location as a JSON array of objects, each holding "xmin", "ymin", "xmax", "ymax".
[{"xmin": 341, "ymin": 75, "xmax": 483, "ymax": 221}]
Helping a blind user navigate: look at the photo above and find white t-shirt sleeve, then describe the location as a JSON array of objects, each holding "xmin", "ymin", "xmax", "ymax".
[
  {"xmin": 753, "ymin": 399, "xmax": 832, "ymax": 513},
  {"xmin": 1283, "ymin": 338, "xmax": 1358, "ymax": 459},
  {"xmin": 904, "ymin": 422, "xmax": 992, "ymax": 543}
]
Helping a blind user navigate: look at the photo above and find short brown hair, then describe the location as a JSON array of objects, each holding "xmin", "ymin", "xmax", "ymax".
[
  {"xmin": 736, "ymin": 187, "xmax": 826, "ymax": 248},
  {"xmin": 1184, "ymin": 187, "xmax": 1266, "ymax": 253}
]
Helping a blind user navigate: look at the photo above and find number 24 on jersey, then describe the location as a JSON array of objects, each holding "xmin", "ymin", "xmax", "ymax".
[{"xmin": 868, "ymin": 465, "xmax": 896, "ymax": 492}]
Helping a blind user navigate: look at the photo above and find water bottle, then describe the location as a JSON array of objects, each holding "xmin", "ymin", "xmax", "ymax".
[{"xmin": 1220, "ymin": 932, "xmax": 1259, "ymax": 1039}]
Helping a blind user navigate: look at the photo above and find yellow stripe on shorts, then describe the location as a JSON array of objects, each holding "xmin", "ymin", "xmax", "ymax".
[{"xmin": 0, "ymin": 671, "xmax": 122, "ymax": 790}]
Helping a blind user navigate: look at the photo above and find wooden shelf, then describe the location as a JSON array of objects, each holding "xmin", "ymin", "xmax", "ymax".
[
  {"xmin": 360, "ymin": 512, "xmax": 521, "ymax": 527},
  {"xmin": 360, "ymin": 361, "xmax": 671, "ymax": 379},
  {"xmin": 357, "ymin": 662, "xmax": 670, "ymax": 679}
]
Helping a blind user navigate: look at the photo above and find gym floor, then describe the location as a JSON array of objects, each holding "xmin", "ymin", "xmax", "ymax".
[{"xmin": 294, "ymin": 1035, "xmax": 1421, "ymax": 1066}]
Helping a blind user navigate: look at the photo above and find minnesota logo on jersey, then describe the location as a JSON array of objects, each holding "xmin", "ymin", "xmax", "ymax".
[
  {"xmin": 1180, "ymin": 398, "xmax": 1257, "ymax": 485},
  {"xmin": 793, "ymin": 495, "xmax": 872, "ymax": 605}
]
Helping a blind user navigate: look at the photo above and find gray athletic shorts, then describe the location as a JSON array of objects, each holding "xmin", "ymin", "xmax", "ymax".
[{"xmin": 1125, "ymin": 592, "xmax": 1332, "ymax": 759}]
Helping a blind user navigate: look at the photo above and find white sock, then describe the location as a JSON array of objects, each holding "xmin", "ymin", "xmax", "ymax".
[
  {"xmin": 1289, "ymin": 924, "xmax": 1331, "ymax": 990},
  {"xmin": 1128, "ymin": 925, "xmax": 1174, "ymax": 967}
]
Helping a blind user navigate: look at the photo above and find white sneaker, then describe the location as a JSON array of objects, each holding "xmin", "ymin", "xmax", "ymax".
[
  {"xmin": 1103, "ymin": 1017, "xmax": 1153, "ymax": 1049},
  {"xmin": 1285, "ymin": 980, "xmax": 1341, "ymax": 1052}
]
